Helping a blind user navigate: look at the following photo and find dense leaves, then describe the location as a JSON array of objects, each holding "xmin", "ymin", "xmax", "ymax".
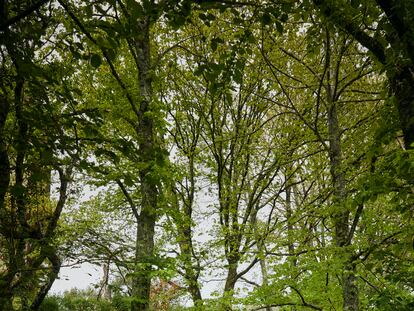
[{"xmin": 1, "ymin": 1, "xmax": 413, "ymax": 310}]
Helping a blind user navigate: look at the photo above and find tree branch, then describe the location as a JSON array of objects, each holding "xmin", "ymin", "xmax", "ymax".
[
  {"xmin": 346, "ymin": 204, "xmax": 363, "ymax": 245},
  {"xmin": 312, "ymin": 0, "xmax": 387, "ymax": 64},
  {"xmin": 116, "ymin": 179, "xmax": 140, "ymax": 221},
  {"xmin": 57, "ymin": 0, "xmax": 140, "ymax": 119},
  {"xmin": 0, "ymin": 0, "xmax": 50, "ymax": 31},
  {"xmin": 46, "ymin": 166, "xmax": 72, "ymax": 238}
]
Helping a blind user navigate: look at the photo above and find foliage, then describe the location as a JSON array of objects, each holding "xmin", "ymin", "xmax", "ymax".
[
  {"xmin": 39, "ymin": 289, "xmax": 116, "ymax": 311},
  {"xmin": 1, "ymin": 1, "xmax": 414, "ymax": 310}
]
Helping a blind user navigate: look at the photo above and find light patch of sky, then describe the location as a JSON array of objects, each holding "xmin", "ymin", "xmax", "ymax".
[{"xmin": 50, "ymin": 263, "xmax": 103, "ymax": 294}]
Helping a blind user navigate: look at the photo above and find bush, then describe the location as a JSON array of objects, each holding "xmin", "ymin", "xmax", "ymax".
[
  {"xmin": 38, "ymin": 296, "xmax": 61, "ymax": 311},
  {"xmin": 39, "ymin": 292, "xmax": 116, "ymax": 311}
]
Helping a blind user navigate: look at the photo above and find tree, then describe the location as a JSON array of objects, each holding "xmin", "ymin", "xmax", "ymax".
[
  {"xmin": 56, "ymin": 1, "xmax": 177, "ymax": 309},
  {"xmin": 244, "ymin": 12, "xmax": 393, "ymax": 310},
  {"xmin": 0, "ymin": 1, "xmax": 81, "ymax": 308},
  {"xmin": 312, "ymin": 0, "xmax": 414, "ymax": 150}
]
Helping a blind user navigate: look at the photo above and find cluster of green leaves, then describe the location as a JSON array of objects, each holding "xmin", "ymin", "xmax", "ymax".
[{"xmin": 39, "ymin": 289, "xmax": 128, "ymax": 311}]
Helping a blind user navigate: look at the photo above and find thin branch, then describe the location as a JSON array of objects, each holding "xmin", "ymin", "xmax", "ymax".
[
  {"xmin": 346, "ymin": 204, "xmax": 363, "ymax": 245},
  {"xmin": 240, "ymin": 276, "xmax": 260, "ymax": 287},
  {"xmin": 290, "ymin": 285, "xmax": 323, "ymax": 310},
  {"xmin": 116, "ymin": 179, "xmax": 140, "ymax": 221},
  {"xmin": 46, "ymin": 165, "xmax": 72, "ymax": 238}
]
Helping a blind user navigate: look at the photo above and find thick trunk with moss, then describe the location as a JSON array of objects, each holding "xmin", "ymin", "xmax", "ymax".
[{"xmin": 131, "ymin": 17, "xmax": 158, "ymax": 311}]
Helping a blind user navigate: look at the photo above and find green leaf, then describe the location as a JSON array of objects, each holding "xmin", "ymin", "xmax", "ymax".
[
  {"xmin": 261, "ymin": 13, "xmax": 272, "ymax": 25},
  {"xmin": 280, "ymin": 13, "xmax": 289, "ymax": 23},
  {"xmin": 211, "ymin": 37, "xmax": 225, "ymax": 52},
  {"xmin": 90, "ymin": 54, "xmax": 102, "ymax": 68},
  {"xmin": 275, "ymin": 21, "xmax": 284, "ymax": 34}
]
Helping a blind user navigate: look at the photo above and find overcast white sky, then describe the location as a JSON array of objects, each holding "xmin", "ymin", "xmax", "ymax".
[{"xmin": 50, "ymin": 263, "xmax": 103, "ymax": 294}]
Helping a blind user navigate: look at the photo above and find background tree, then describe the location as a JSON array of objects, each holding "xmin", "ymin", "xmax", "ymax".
[{"xmin": 312, "ymin": 0, "xmax": 414, "ymax": 150}]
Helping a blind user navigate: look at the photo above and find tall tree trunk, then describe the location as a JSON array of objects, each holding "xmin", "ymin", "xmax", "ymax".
[
  {"xmin": 224, "ymin": 259, "xmax": 238, "ymax": 294},
  {"xmin": 223, "ymin": 257, "xmax": 238, "ymax": 311},
  {"xmin": 0, "ymin": 95, "xmax": 9, "ymax": 222},
  {"xmin": 260, "ymin": 259, "xmax": 272, "ymax": 311},
  {"xmin": 285, "ymin": 179, "xmax": 297, "ymax": 267},
  {"xmin": 0, "ymin": 95, "xmax": 10, "ymax": 306},
  {"xmin": 173, "ymin": 188, "xmax": 202, "ymax": 304},
  {"xmin": 179, "ymin": 227, "xmax": 202, "ymax": 304},
  {"xmin": 98, "ymin": 262, "xmax": 111, "ymax": 301},
  {"xmin": 327, "ymin": 100, "xmax": 358, "ymax": 311},
  {"xmin": 30, "ymin": 252, "xmax": 61, "ymax": 310},
  {"xmin": 322, "ymin": 28, "xmax": 359, "ymax": 310},
  {"xmin": 185, "ymin": 265, "xmax": 202, "ymax": 304},
  {"xmin": 131, "ymin": 17, "xmax": 158, "ymax": 311},
  {"xmin": 177, "ymin": 156, "xmax": 202, "ymax": 304}
]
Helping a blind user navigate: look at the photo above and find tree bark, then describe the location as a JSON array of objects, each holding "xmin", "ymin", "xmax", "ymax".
[
  {"xmin": 0, "ymin": 94, "xmax": 10, "ymax": 234},
  {"xmin": 285, "ymin": 180, "xmax": 297, "ymax": 267},
  {"xmin": 30, "ymin": 252, "xmax": 61, "ymax": 310},
  {"xmin": 131, "ymin": 17, "xmax": 159, "ymax": 311},
  {"xmin": 224, "ymin": 259, "xmax": 238, "ymax": 294},
  {"xmin": 177, "ymin": 207, "xmax": 202, "ymax": 302},
  {"xmin": 260, "ymin": 259, "xmax": 272, "ymax": 311},
  {"xmin": 391, "ymin": 66, "xmax": 414, "ymax": 149},
  {"xmin": 327, "ymin": 100, "xmax": 359, "ymax": 311},
  {"xmin": 98, "ymin": 262, "xmax": 111, "ymax": 300},
  {"xmin": 324, "ymin": 30, "xmax": 359, "ymax": 310},
  {"xmin": 175, "ymin": 154, "xmax": 202, "ymax": 304},
  {"xmin": 327, "ymin": 87, "xmax": 359, "ymax": 311},
  {"xmin": 223, "ymin": 258, "xmax": 238, "ymax": 311}
]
